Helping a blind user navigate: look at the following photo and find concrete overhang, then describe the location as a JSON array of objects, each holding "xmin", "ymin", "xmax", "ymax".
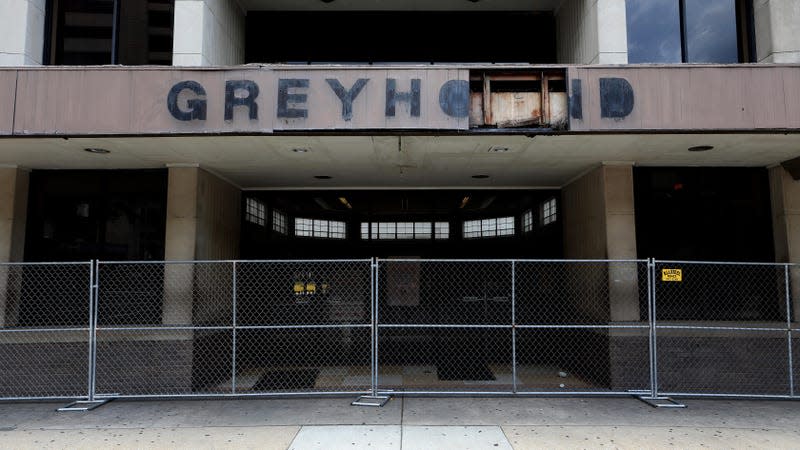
[{"xmin": 1, "ymin": 133, "xmax": 798, "ymax": 189}]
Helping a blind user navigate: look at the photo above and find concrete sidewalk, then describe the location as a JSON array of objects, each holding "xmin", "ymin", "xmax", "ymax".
[{"xmin": 0, "ymin": 396, "xmax": 798, "ymax": 449}]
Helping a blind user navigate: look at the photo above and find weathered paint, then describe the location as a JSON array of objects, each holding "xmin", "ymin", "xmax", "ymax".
[
  {"xmin": 0, "ymin": 72, "xmax": 16, "ymax": 135},
  {"xmin": 2, "ymin": 65, "xmax": 800, "ymax": 135},
  {"xmin": 568, "ymin": 65, "xmax": 800, "ymax": 131},
  {"xmin": 8, "ymin": 67, "xmax": 470, "ymax": 135}
]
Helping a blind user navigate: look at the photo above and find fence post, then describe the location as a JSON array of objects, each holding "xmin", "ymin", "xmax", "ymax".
[
  {"xmin": 87, "ymin": 260, "xmax": 96, "ymax": 402},
  {"xmin": 372, "ymin": 257, "xmax": 379, "ymax": 397},
  {"xmin": 786, "ymin": 264, "xmax": 794, "ymax": 398},
  {"xmin": 648, "ymin": 258, "xmax": 658, "ymax": 398},
  {"xmin": 511, "ymin": 260, "xmax": 517, "ymax": 394},
  {"xmin": 232, "ymin": 261, "xmax": 237, "ymax": 395}
]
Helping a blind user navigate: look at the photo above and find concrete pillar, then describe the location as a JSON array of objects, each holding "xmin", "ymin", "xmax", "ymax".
[
  {"xmin": 172, "ymin": 0, "xmax": 245, "ymax": 66},
  {"xmin": 0, "ymin": 0, "xmax": 45, "ymax": 66},
  {"xmin": 768, "ymin": 165, "xmax": 800, "ymax": 319},
  {"xmin": 0, "ymin": 167, "xmax": 29, "ymax": 327},
  {"xmin": 754, "ymin": 0, "xmax": 800, "ymax": 63},
  {"xmin": 556, "ymin": 0, "xmax": 628, "ymax": 64},
  {"xmin": 163, "ymin": 166, "xmax": 240, "ymax": 324},
  {"xmin": 562, "ymin": 164, "xmax": 638, "ymax": 322}
]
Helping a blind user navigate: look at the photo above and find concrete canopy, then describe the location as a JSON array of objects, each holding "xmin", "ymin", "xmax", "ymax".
[{"xmin": 0, "ymin": 133, "xmax": 798, "ymax": 189}]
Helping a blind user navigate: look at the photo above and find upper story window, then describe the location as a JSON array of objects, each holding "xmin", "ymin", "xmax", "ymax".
[
  {"xmin": 245, "ymin": 198, "xmax": 265, "ymax": 226},
  {"xmin": 47, "ymin": 0, "xmax": 174, "ymax": 65},
  {"xmin": 272, "ymin": 209, "xmax": 287, "ymax": 234},
  {"xmin": 522, "ymin": 210, "xmax": 534, "ymax": 233},
  {"xmin": 541, "ymin": 198, "xmax": 557, "ymax": 226},
  {"xmin": 626, "ymin": 0, "xmax": 749, "ymax": 64},
  {"xmin": 463, "ymin": 217, "xmax": 515, "ymax": 239}
]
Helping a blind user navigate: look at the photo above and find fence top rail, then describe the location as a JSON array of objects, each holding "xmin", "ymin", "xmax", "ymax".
[
  {"xmin": 654, "ymin": 259, "xmax": 787, "ymax": 266},
  {"xmin": 98, "ymin": 259, "xmax": 374, "ymax": 265},
  {"xmin": 0, "ymin": 261, "xmax": 92, "ymax": 266},
  {"xmin": 376, "ymin": 258, "xmax": 647, "ymax": 263}
]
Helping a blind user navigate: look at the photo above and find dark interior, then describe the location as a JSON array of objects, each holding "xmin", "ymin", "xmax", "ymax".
[
  {"xmin": 634, "ymin": 167, "xmax": 780, "ymax": 321},
  {"xmin": 245, "ymin": 11, "xmax": 556, "ymax": 64},
  {"xmin": 634, "ymin": 167, "xmax": 774, "ymax": 262},
  {"xmin": 24, "ymin": 169, "xmax": 168, "ymax": 262}
]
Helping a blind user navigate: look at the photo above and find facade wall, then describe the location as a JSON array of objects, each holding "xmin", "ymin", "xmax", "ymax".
[
  {"xmin": 755, "ymin": 0, "xmax": 800, "ymax": 63},
  {"xmin": 769, "ymin": 165, "xmax": 800, "ymax": 317},
  {"xmin": 173, "ymin": 0, "xmax": 245, "ymax": 66},
  {"xmin": 0, "ymin": 0, "xmax": 45, "ymax": 66},
  {"xmin": 562, "ymin": 164, "xmax": 639, "ymax": 323},
  {"xmin": 0, "ymin": 167, "xmax": 28, "ymax": 262},
  {"xmin": 556, "ymin": 0, "xmax": 627, "ymax": 64}
]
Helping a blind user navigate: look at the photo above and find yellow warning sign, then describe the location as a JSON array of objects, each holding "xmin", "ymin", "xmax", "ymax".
[{"xmin": 662, "ymin": 269, "xmax": 682, "ymax": 282}]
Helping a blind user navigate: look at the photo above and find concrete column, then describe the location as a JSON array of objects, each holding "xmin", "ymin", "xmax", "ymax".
[
  {"xmin": 754, "ymin": 0, "xmax": 800, "ymax": 63},
  {"xmin": 0, "ymin": 167, "xmax": 29, "ymax": 327},
  {"xmin": 0, "ymin": 0, "xmax": 45, "ymax": 66},
  {"xmin": 556, "ymin": 0, "xmax": 628, "ymax": 64},
  {"xmin": 163, "ymin": 166, "xmax": 240, "ymax": 324},
  {"xmin": 768, "ymin": 165, "xmax": 800, "ymax": 318},
  {"xmin": 562, "ymin": 164, "xmax": 638, "ymax": 322},
  {"xmin": 173, "ymin": 0, "xmax": 245, "ymax": 66}
]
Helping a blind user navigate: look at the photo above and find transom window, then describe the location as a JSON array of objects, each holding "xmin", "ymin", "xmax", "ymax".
[
  {"xmin": 295, "ymin": 218, "xmax": 346, "ymax": 239},
  {"xmin": 463, "ymin": 217, "xmax": 515, "ymax": 239},
  {"xmin": 361, "ymin": 222, "xmax": 448, "ymax": 240}
]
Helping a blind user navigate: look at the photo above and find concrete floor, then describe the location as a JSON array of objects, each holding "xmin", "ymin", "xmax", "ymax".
[{"xmin": 0, "ymin": 396, "xmax": 798, "ymax": 449}]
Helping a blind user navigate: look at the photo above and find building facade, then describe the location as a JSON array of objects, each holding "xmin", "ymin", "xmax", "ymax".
[{"xmin": 1, "ymin": 0, "xmax": 799, "ymax": 398}]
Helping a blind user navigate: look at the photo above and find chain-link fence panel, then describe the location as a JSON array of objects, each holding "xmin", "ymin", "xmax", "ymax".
[
  {"xmin": 515, "ymin": 327, "xmax": 650, "ymax": 394},
  {"xmin": 793, "ymin": 329, "xmax": 799, "ymax": 398},
  {"xmin": 0, "ymin": 262, "xmax": 92, "ymax": 399},
  {"xmin": 377, "ymin": 326, "xmax": 513, "ymax": 393},
  {"xmin": 234, "ymin": 327, "xmax": 371, "ymax": 394},
  {"xmin": 235, "ymin": 260, "xmax": 372, "ymax": 394},
  {"xmin": 237, "ymin": 261, "xmax": 372, "ymax": 326},
  {"xmin": 654, "ymin": 262, "xmax": 787, "ymax": 323},
  {"xmin": 94, "ymin": 261, "xmax": 234, "ymax": 397},
  {"xmin": 516, "ymin": 261, "xmax": 649, "ymax": 325},
  {"xmin": 654, "ymin": 261, "xmax": 792, "ymax": 397},
  {"xmin": 377, "ymin": 260, "xmax": 512, "ymax": 325},
  {"xmin": 375, "ymin": 260, "xmax": 513, "ymax": 393},
  {"xmin": 514, "ymin": 261, "xmax": 650, "ymax": 394},
  {"xmin": 656, "ymin": 328, "xmax": 790, "ymax": 396}
]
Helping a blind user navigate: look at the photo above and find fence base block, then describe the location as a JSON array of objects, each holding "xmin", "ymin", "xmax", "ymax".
[
  {"xmin": 351, "ymin": 395, "xmax": 390, "ymax": 407},
  {"xmin": 57, "ymin": 398, "xmax": 114, "ymax": 412},
  {"xmin": 636, "ymin": 396, "xmax": 686, "ymax": 409}
]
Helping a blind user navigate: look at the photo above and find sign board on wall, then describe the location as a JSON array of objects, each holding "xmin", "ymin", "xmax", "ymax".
[
  {"xmin": 9, "ymin": 68, "xmax": 469, "ymax": 135},
  {"xmin": 567, "ymin": 66, "xmax": 800, "ymax": 131}
]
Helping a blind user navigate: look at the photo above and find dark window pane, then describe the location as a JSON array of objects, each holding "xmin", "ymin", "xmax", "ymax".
[
  {"xmin": 626, "ymin": 0, "xmax": 682, "ymax": 63},
  {"xmin": 685, "ymin": 0, "xmax": 739, "ymax": 63}
]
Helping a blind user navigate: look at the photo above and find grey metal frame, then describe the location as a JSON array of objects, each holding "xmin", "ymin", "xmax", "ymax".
[
  {"xmin": 0, "ymin": 261, "xmax": 93, "ymax": 401},
  {"xmin": 652, "ymin": 260, "xmax": 796, "ymax": 399},
  {"xmin": 1, "ymin": 258, "xmax": 798, "ymax": 402}
]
